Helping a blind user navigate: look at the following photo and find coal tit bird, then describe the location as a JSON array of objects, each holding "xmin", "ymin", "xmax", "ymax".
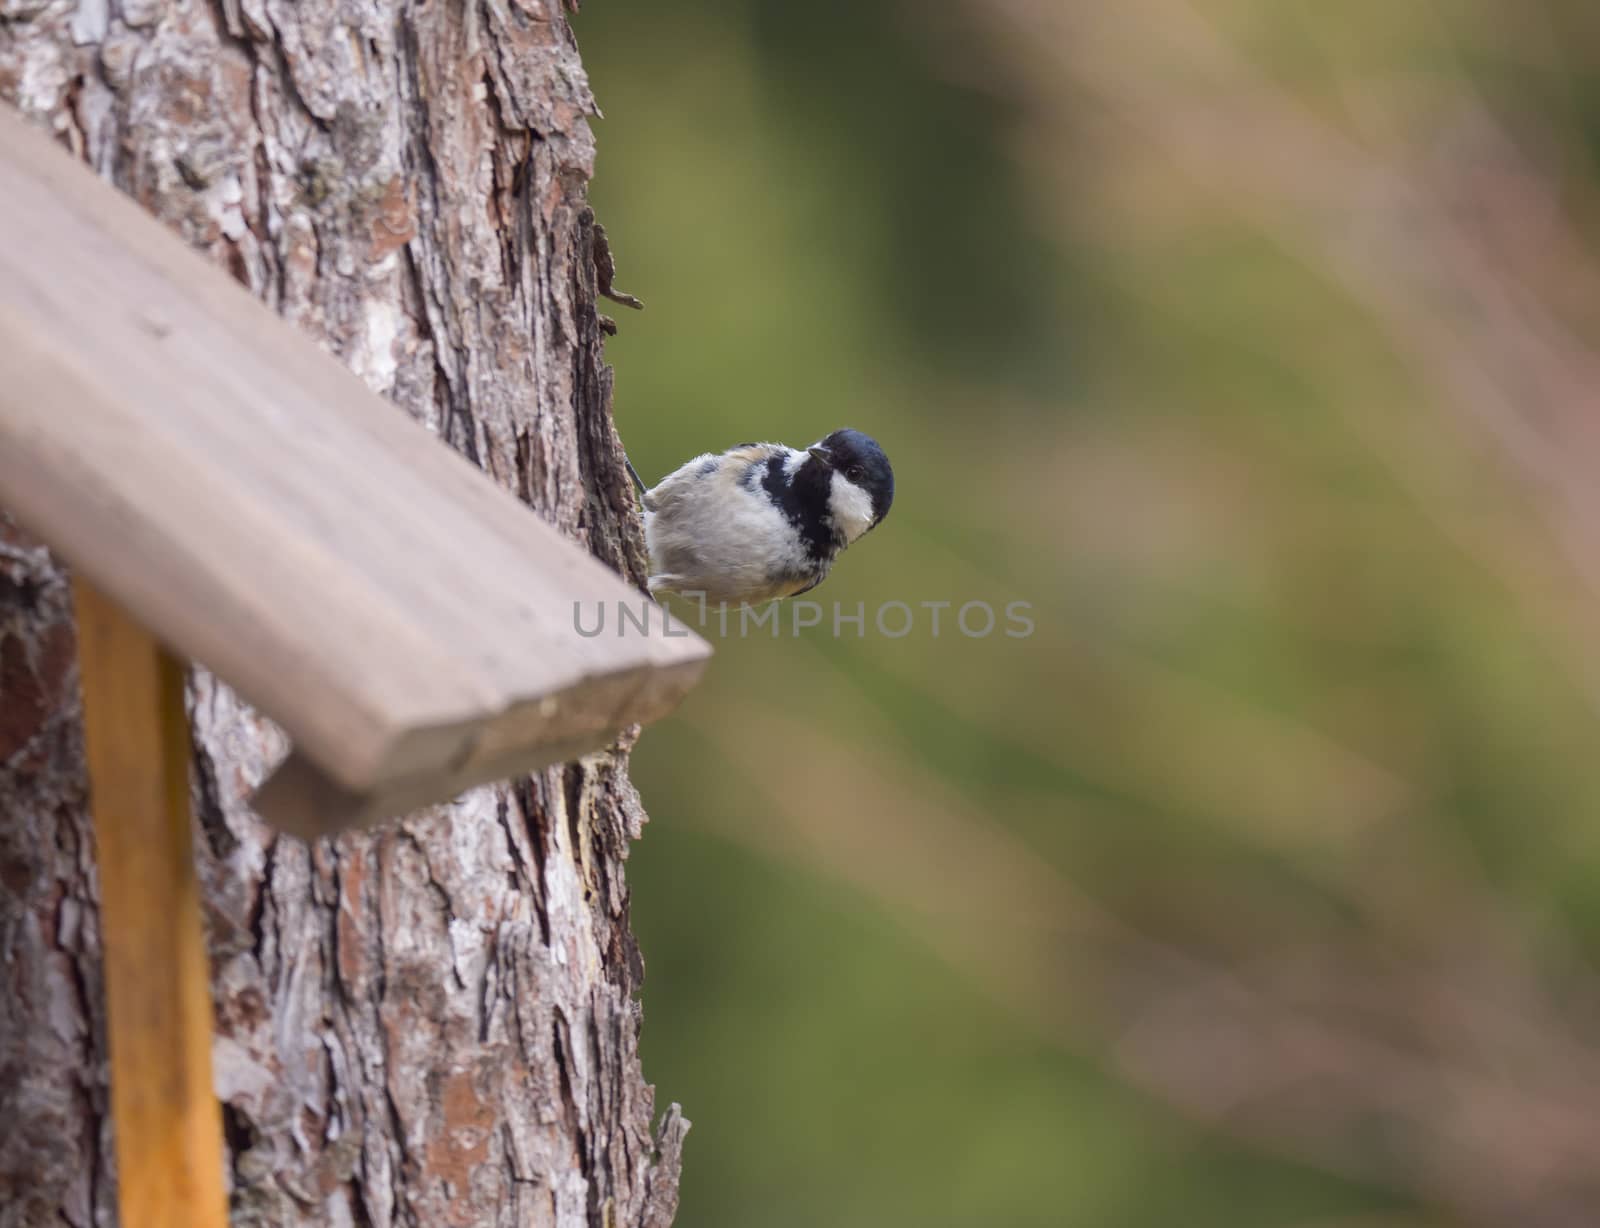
[{"xmin": 627, "ymin": 428, "xmax": 895, "ymax": 607}]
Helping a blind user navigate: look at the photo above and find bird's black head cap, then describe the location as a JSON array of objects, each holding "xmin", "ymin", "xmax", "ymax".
[{"xmin": 812, "ymin": 428, "xmax": 895, "ymax": 526}]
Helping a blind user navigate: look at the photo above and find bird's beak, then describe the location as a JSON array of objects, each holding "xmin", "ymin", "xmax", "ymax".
[{"xmin": 807, "ymin": 446, "xmax": 834, "ymax": 468}]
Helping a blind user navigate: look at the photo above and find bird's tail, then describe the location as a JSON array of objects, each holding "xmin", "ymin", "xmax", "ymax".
[{"xmin": 624, "ymin": 453, "xmax": 649, "ymax": 502}]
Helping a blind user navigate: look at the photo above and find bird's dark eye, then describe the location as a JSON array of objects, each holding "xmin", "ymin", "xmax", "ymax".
[{"xmin": 847, "ymin": 465, "xmax": 864, "ymax": 483}]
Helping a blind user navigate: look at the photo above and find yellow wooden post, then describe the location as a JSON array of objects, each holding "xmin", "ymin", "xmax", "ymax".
[{"xmin": 74, "ymin": 579, "xmax": 229, "ymax": 1228}]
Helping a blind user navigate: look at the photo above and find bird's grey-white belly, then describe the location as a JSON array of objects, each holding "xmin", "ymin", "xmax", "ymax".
[{"xmin": 644, "ymin": 463, "xmax": 819, "ymax": 605}]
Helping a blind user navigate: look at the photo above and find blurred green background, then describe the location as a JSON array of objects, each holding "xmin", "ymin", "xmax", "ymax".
[{"xmin": 577, "ymin": 3, "xmax": 1600, "ymax": 1225}]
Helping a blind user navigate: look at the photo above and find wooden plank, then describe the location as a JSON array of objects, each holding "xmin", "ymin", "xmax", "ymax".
[
  {"xmin": 257, "ymin": 738, "xmax": 608, "ymax": 837},
  {"xmin": 254, "ymin": 652, "xmax": 700, "ymax": 836},
  {"xmin": 0, "ymin": 105, "xmax": 708, "ymax": 821},
  {"xmin": 74, "ymin": 579, "xmax": 229, "ymax": 1228}
]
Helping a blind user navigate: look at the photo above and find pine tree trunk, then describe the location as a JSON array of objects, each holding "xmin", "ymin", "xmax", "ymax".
[{"xmin": 0, "ymin": 3, "xmax": 686, "ymax": 1226}]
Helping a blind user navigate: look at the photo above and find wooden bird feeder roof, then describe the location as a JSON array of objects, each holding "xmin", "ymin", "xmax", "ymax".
[{"xmin": 0, "ymin": 106, "xmax": 710, "ymax": 836}]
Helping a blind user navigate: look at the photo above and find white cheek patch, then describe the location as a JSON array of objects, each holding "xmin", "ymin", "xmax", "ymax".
[{"xmin": 828, "ymin": 474, "xmax": 877, "ymax": 544}]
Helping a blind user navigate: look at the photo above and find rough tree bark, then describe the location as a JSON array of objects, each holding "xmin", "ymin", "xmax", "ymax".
[{"xmin": 0, "ymin": 2, "xmax": 688, "ymax": 1226}]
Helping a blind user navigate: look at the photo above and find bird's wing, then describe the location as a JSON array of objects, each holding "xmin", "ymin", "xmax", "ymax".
[{"xmin": 648, "ymin": 443, "xmax": 785, "ymax": 511}]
